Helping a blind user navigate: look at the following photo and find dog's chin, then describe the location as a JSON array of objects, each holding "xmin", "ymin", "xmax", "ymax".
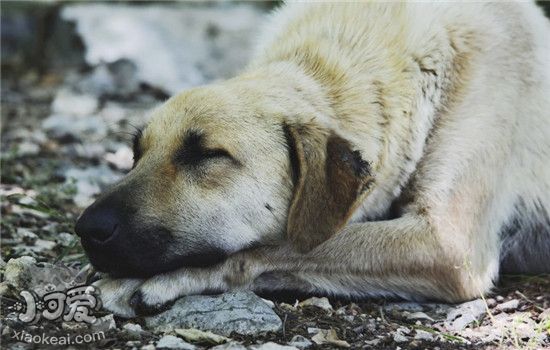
[{"xmin": 87, "ymin": 248, "xmax": 229, "ymax": 279}]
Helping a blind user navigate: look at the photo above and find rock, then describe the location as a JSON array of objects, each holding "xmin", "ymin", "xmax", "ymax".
[
  {"xmin": 311, "ymin": 328, "xmax": 350, "ymax": 348},
  {"xmin": 56, "ymin": 232, "xmax": 75, "ymax": 247},
  {"xmin": 42, "ymin": 113, "xmax": 107, "ymax": 140},
  {"xmin": 538, "ymin": 308, "xmax": 550, "ymax": 321},
  {"xmin": 307, "ymin": 327, "xmax": 321, "ymax": 335},
  {"xmin": 364, "ymin": 339, "xmax": 381, "ymax": 346},
  {"xmin": 104, "ymin": 146, "xmax": 133, "ymax": 170},
  {"xmin": 16, "ymin": 228, "xmax": 38, "ymax": 245},
  {"xmin": 126, "ymin": 340, "xmax": 142, "ymax": 348},
  {"xmin": 393, "ymin": 326, "xmax": 411, "ymax": 343},
  {"xmin": 342, "ymin": 315, "xmax": 354, "ymax": 322},
  {"xmin": 62, "ymin": 3, "xmax": 265, "ymax": 94},
  {"xmin": 495, "ymin": 299, "xmax": 519, "ymax": 312},
  {"xmin": 91, "ymin": 314, "xmax": 117, "ymax": 333},
  {"xmin": 288, "ymin": 335, "xmax": 312, "ymax": 349},
  {"xmin": 76, "ymin": 60, "xmax": 141, "ymax": 98},
  {"xmin": 298, "ymin": 297, "xmax": 333, "ymax": 311},
  {"xmin": 123, "ymin": 322, "xmax": 144, "ymax": 339},
  {"xmin": 393, "ymin": 332, "xmax": 408, "ymax": 343},
  {"xmin": 3, "ymin": 256, "xmax": 36, "ymax": 291},
  {"xmin": 146, "ymin": 291, "xmax": 282, "ymax": 336},
  {"xmin": 51, "ymin": 88, "xmax": 99, "ymax": 116},
  {"xmin": 15, "ymin": 141, "xmax": 40, "ymax": 156},
  {"xmin": 210, "ymin": 342, "xmax": 247, "ymax": 350},
  {"xmin": 414, "ymin": 330, "xmax": 434, "ymax": 341},
  {"xmin": 250, "ymin": 343, "xmax": 298, "ymax": 350},
  {"xmin": 3, "ymin": 257, "xmax": 83, "ymax": 296},
  {"xmin": 141, "ymin": 345, "xmax": 156, "ymax": 350},
  {"xmin": 62, "ymin": 321, "xmax": 89, "ymax": 331},
  {"xmin": 403, "ymin": 311, "xmax": 434, "ymax": 322},
  {"xmin": 0, "ymin": 282, "xmax": 17, "ymax": 298},
  {"xmin": 63, "ymin": 165, "xmax": 122, "ymax": 207},
  {"xmin": 174, "ymin": 328, "xmax": 229, "ymax": 345},
  {"xmin": 261, "ymin": 298, "xmax": 275, "ymax": 308},
  {"xmin": 156, "ymin": 335, "xmax": 196, "ymax": 350},
  {"xmin": 445, "ymin": 299, "xmax": 486, "ymax": 331},
  {"xmin": 485, "ymin": 298, "xmax": 497, "ymax": 308},
  {"xmin": 27, "ymin": 239, "xmax": 57, "ymax": 253}
]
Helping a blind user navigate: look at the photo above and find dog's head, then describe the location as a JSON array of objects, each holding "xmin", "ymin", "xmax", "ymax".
[{"xmin": 75, "ymin": 81, "xmax": 374, "ymax": 278}]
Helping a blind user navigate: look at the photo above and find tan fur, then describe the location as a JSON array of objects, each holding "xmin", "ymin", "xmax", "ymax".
[{"xmin": 84, "ymin": 2, "xmax": 550, "ymax": 317}]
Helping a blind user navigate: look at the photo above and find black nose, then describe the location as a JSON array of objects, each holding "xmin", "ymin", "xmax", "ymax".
[{"xmin": 75, "ymin": 204, "xmax": 120, "ymax": 242}]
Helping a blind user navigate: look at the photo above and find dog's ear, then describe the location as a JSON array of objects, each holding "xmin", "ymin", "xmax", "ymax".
[{"xmin": 283, "ymin": 121, "xmax": 374, "ymax": 253}]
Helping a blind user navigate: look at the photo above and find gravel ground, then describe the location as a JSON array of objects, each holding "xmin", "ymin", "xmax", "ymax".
[{"xmin": 1, "ymin": 2, "xmax": 549, "ymax": 349}]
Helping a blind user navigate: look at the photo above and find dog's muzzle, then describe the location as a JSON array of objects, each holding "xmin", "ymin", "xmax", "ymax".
[{"xmin": 74, "ymin": 190, "xmax": 228, "ymax": 278}]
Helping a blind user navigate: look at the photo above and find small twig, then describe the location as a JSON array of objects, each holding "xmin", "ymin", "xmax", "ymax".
[
  {"xmin": 515, "ymin": 291, "xmax": 545, "ymax": 312},
  {"xmin": 378, "ymin": 306, "xmax": 387, "ymax": 324}
]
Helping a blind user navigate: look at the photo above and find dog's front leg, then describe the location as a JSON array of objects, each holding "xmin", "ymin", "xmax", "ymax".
[
  {"xmin": 251, "ymin": 213, "xmax": 496, "ymax": 302},
  {"xmin": 126, "ymin": 251, "xmax": 271, "ymax": 315},
  {"xmin": 110, "ymin": 212, "xmax": 494, "ymax": 316}
]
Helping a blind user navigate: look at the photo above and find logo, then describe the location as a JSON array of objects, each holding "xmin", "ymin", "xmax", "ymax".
[{"xmin": 13, "ymin": 284, "xmax": 100, "ymax": 324}]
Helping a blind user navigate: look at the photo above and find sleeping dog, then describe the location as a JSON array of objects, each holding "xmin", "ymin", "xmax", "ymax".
[{"xmin": 75, "ymin": 2, "xmax": 550, "ymax": 317}]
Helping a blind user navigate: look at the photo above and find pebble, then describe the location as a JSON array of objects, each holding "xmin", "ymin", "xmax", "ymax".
[
  {"xmin": 342, "ymin": 315, "xmax": 354, "ymax": 322},
  {"xmin": 156, "ymin": 335, "xmax": 196, "ymax": 350},
  {"xmin": 3, "ymin": 256, "xmax": 36, "ymax": 290},
  {"xmin": 393, "ymin": 332, "xmax": 408, "ymax": 343},
  {"xmin": 51, "ymin": 88, "xmax": 99, "ymax": 116},
  {"xmin": 250, "ymin": 343, "xmax": 299, "ymax": 350},
  {"xmin": 404, "ymin": 311, "xmax": 434, "ymax": 322},
  {"xmin": 210, "ymin": 342, "xmax": 247, "ymax": 350},
  {"xmin": 91, "ymin": 314, "xmax": 117, "ymax": 333},
  {"xmin": 287, "ymin": 335, "xmax": 312, "ymax": 349},
  {"xmin": 414, "ymin": 330, "xmax": 434, "ymax": 341},
  {"xmin": 485, "ymin": 298, "xmax": 497, "ymax": 308},
  {"xmin": 15, "ymin": 141, "xmax": 40, "ymax": 156},
  {"xmin": 445, "ymin": 299, "xmax": 486, "ymax": 331},
  {"xmin": 307, "ymin": 327, "xmax": 321, "ymax": 335},
  {"xmin": 364, "ymin": 338, "xmax": 381, "ymax": 346},
  {"xmin": 174, "ymin": 328, "xmax": 229, "ymax": 345},
  {"xmin": 495, "ymin": 299, "xmax": 519, "ymax": 312},
  {"xmin": 104, "ymin": 146, "xmax": 133, "ymax": 170},
  {"xmin": 298, "ymin": 297, "xmax": 333, "ymax": 311},
  {"xmin": 16, "ymin": 228, "xmax": 38, "ymax": 245},
  {"xmin": 55, "ymin": 232, "xmax": 75, "ymax": 247},
  {"xmin": 538, "ymin": 308, "xmax": 550, "ymax": 321},
  {"xmin": 123, "ymin": 322, "xmax": 144, "ymax": 339}
]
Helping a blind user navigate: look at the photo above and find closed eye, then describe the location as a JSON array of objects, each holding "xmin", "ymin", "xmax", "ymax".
[
  {"xmin": 175, "ymin": 147, "xmax": 234, "ymax": 166},
  {"xmin": 174, "ymin": 130, "xmax": 237, "ymax": 167},
  {"xmin": 132, "ymin": 127, "xmax": 144, "ymax": 167}
]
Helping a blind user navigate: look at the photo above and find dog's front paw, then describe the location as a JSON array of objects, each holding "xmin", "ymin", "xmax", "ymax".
[
  {"xmin": 129, "ymin": 289, "xmax": 176, "ymax": 316},
  {"xmin": 93, "ymin": 277, "xmax": 144, "ymax": 318},
  {"xmin": 128, "ymin": 269, "xmax": 229, "ymax": 316},
  {"xmin": 128, "ymin": 273, "xmax": 196, "ymax": 316}
]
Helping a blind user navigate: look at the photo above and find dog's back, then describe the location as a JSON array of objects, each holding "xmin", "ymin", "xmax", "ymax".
[{"xmin": 252, "ymin": 2, "xmax": 550, "ymax": 273}]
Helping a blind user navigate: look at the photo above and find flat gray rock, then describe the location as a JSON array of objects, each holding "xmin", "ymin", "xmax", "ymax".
[
  {"xmin": 146, "ymin": 291, "xmax": 282, "ymax": 336},
  {"xmin": 445, "ymin": 299, "xmax": 487, "ymax": 331}
]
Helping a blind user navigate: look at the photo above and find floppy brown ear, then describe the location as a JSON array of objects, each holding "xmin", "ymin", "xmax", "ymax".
[{"xmin": 284, "ymin": 121, "xmax": 375, "ymax": 253}]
